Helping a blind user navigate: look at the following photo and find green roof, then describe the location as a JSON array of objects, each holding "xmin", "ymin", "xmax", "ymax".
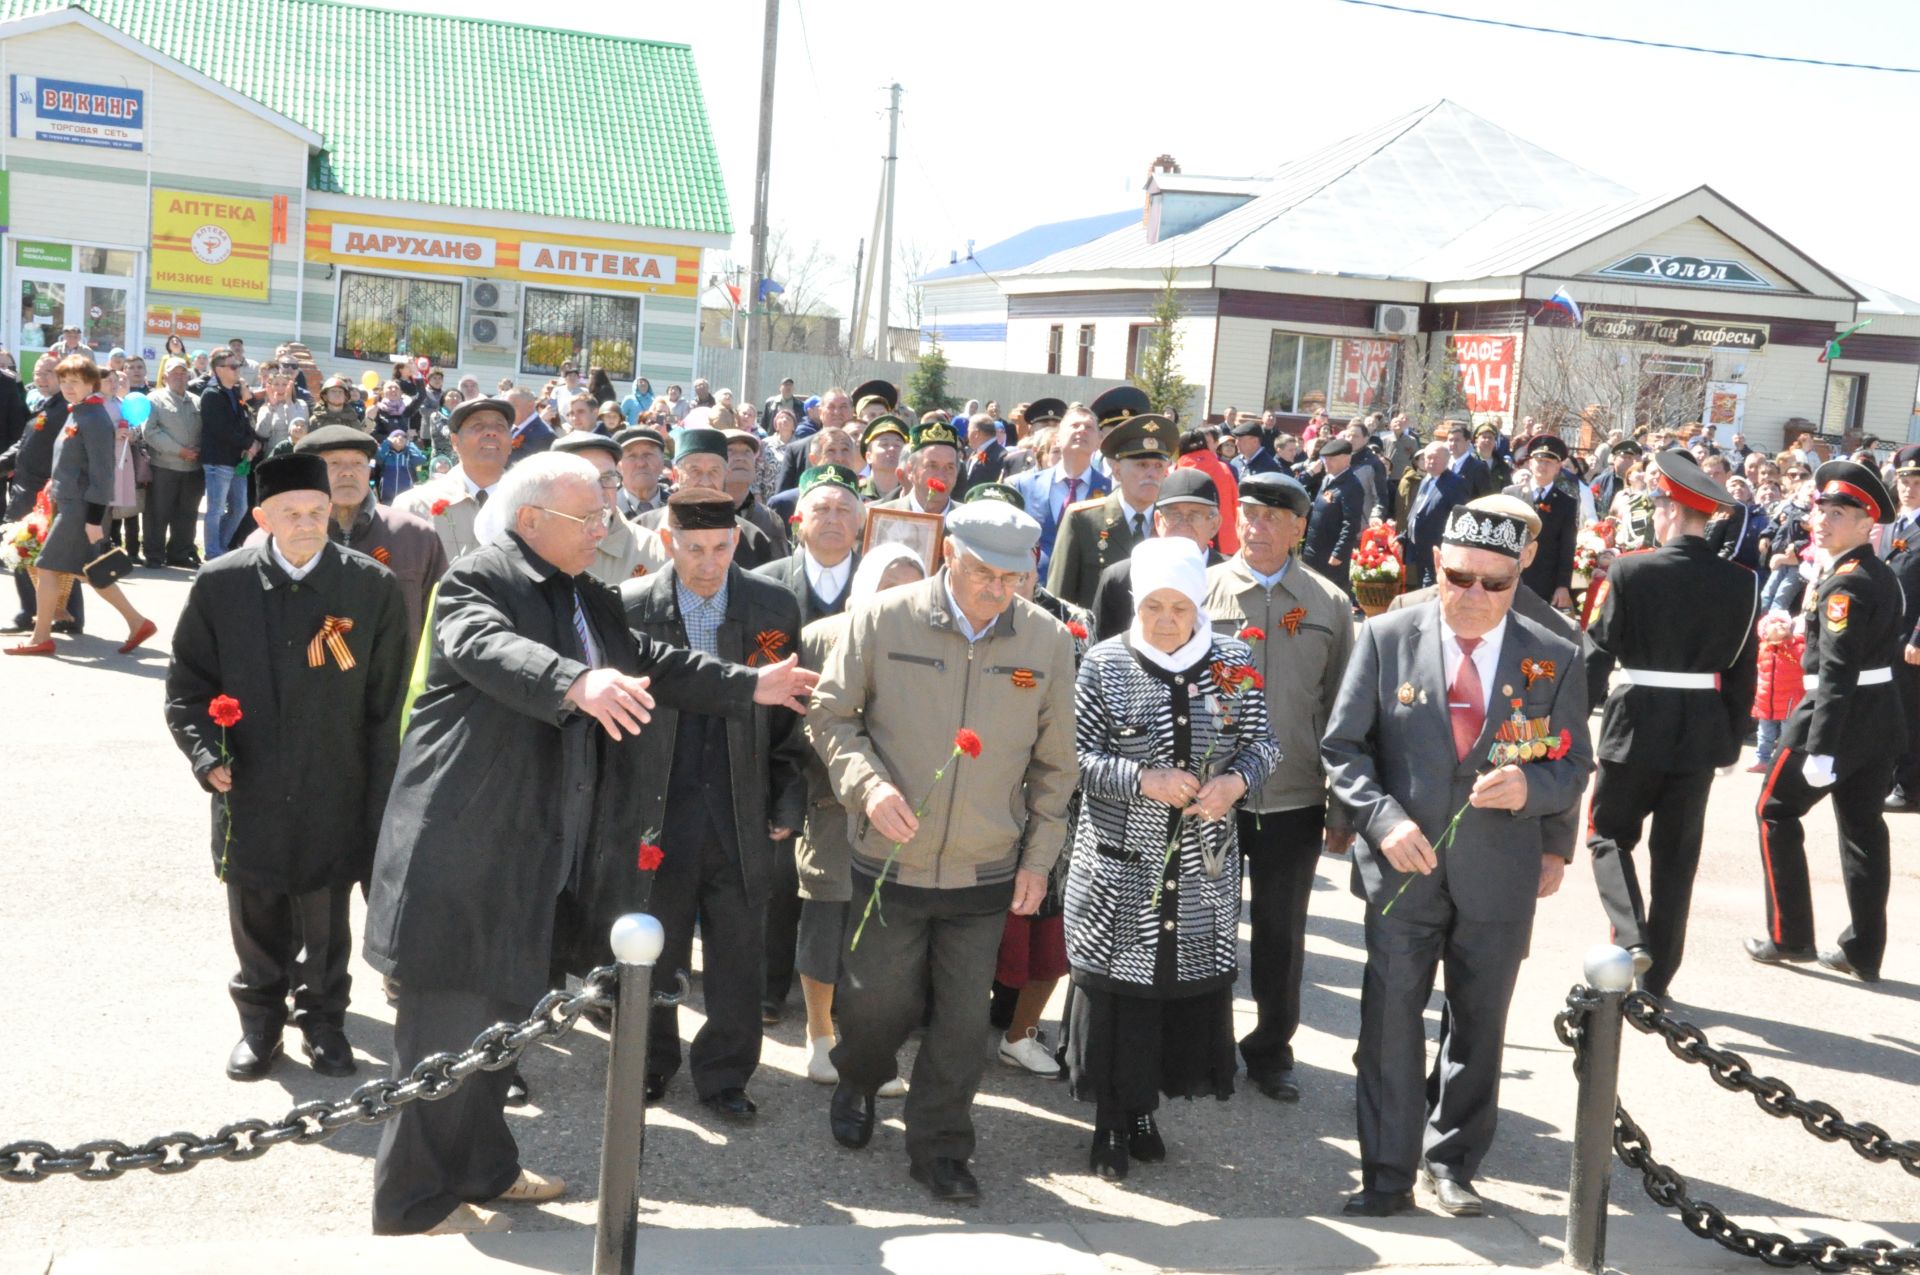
[{"xmin": 0, "ymin": 0, "xmax": 732, "ymax": 235}]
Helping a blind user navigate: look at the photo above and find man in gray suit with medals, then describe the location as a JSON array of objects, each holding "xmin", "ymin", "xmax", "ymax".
[{"xmin": 1323, "ymin": 503, "xmax": 1593, "ymax": 1219}]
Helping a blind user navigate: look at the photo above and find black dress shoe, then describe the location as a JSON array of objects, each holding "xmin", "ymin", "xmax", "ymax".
[
  {"xmin": 1249, "ymin": 1068, "xmax": 1301, "ymax": 1102},
  {"xmin": 505, "ymin": 1069, "xmax": 530, "ymax": 1106},
  {"xmin": 702, "ymin": 1088, "xmax": 758, "ymax": 1121},
  {"xmin": 1090, "ymin": 1129, "xmax": 1129, "ymax": 1181},
  {"xmin": 1817, "ymin": 949, "xmax": 1880, "ymax": 983},
  {"xmin": 50, "ymin": 619, "xmax": 81, "ymax": 636},
  {"xmin": 910, "ymin": 1156, "xmax": 980, "ymax": 1204},
  {"xmin": 1341, "ymin": 1188, "xmax": 1415, "ymax": 1218},
  {"xmin": 142, "ymin": 558, "xmax": 166, "ymax": 569},
  {"xmin": 226, "ymin": 1034, "xmax": 282, "ymax": 1081},
  {"xmin": 1422, "ymin": 1166, "xmax": 1484, "ymax": 1216},
  {"xmin": 165, "ymin": 556, "xmax": 199, "ymax": 569},
  {"xmin": 761, "ymin": 1000, "xmax": 783, "ymax": 1025},
  {"xmin": 830, "ymin": 1081, "xmax": 875, "ymax": 1149},
  {"xmin": 300, "ymin": 1029, "xmax": 357, "ymax": 1077},
  {"xmin": 1744, "ymin": 937, "xmax": 1816, "ymax": 965},
  {"xmin": 1127, "ymin": 1113, "xmax": 1166, "ymax": 1163},
  {"xmin": 644, "ymin": 1072, "xmax": 668, "ymax": 1102}
]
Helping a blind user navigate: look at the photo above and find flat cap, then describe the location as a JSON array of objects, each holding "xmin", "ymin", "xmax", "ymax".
[
  {"xmin": 1154, "ymin": 469, "xmax": 1218, "ymax": 507},
  {"xmin": 614, "ymin": 425, "xmax": 668, "ymax": 451},
  {"xmin": 1317, "ymin": 437, "xmax": 1353, "ymax": 457},
  {"xmin": 1238, "ymin": 471, "xmax": 1310, "ymax": 515},
  {"xmin": 721, "ymin": 428, "xmax": 762, "ymax": 453},
  {"xmin": 450, "ymin": 397, "xmax": 515, "ymax": 432},
  {"xmin": 295, "ymin": 424, "xmax": 377, "ymax": 458},
  {"xmin": 1230, "ymin": 420, "xmax": 1264, "ymax": 438},
  {"xmin": 946, "ymin": 499, "xmax": 1042, "ymax": 574},
  {"xmin": 554, "ymin": 432, "xmax": 621, "ymax": 464}
]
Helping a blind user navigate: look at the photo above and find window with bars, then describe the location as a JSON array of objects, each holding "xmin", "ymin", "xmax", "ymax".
[
  {"xmin": 334, "ymin": 271, "xmax": 461, "ymax": 364},
  {"xmin": 521, "ymin": 288, "xmax": 640, "ymax": 380}
]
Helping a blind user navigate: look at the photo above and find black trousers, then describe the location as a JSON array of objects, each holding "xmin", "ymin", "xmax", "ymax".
[
  {"xmin": 763, "ymin": 833, "xmax": 802, "ymax": 1007},
  {"xmin": 1237, "ymin": 804, "xmax": 1325, "ymax": 1076},
  {"xmin": 225, "ymin": 882, "xmax": 351, "ymax": 1038},
  {"xmin": 1892, "ymin": 663, "xmax": 1920, "ymax": 800},
  {"xmin": 648, "ymin": 830, "xmax": 765, "ymax": 1098},
  {"xmin": 372, "ymin": 983, "xmax": 523, "ymax": 1235},
  {"xmin": 1356, "ymin": 896, "xmax": 1528, "ymax": 1193},
  {"xmin": 1756, "ymin": 747, "xmax": 1892, "ymax": 975},
  {"xmin": 144, "ymin": 466, "xmax": 204, "ymax": 563},
  {"xmin": 1586, "ymin": 760, "xmax": 1713, "ymax": 996},
  {"xmin": 831, "ymin": 878, "xmax": 1012, "ymax": 1166}
]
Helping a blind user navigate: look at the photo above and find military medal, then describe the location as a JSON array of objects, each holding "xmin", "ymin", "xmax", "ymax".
[{"xmin": 1397, "ymin": 682, "xmax": 1416, "ymax": 705}]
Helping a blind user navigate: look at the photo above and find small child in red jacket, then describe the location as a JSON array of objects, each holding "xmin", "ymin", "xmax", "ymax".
[{"xmin": 1749, "ymin": 612, "xmax": 1806, "ymax": 773}]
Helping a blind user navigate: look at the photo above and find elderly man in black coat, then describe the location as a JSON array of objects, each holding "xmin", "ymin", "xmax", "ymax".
[
  {"xmin": 362, "ymin": 451, "xmax": 816, "ymax": 1237},
  {"xmin": 165, "ymin": 455, "xmax": 410, "ymax": 1083}
]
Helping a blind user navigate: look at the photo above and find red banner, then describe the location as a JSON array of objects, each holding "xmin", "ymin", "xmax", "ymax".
[
  {"xmin": 1333, "ymin": 338, "xmax": 1392, "ymax": 413},
  {"xmin": 271, "ymin": 194, "xmax": 288, "ymax": 244},
  {"xmin": 1450, "ymin": 334, "xmax": 1515, "ymax": 414}
]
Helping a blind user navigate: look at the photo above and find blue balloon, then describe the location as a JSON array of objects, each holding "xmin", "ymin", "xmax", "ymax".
[{"xmin": 121, "ymin": 392, "xmax": 152, "ymax": 426}]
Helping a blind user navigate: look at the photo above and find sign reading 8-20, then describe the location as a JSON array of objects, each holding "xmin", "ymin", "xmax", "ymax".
[{"xmin": 1595, "ymin": 253, "xmax": 1772, "ymax": 291}]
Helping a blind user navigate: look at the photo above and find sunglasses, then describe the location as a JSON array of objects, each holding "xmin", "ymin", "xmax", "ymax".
[{"xmin": 1441, "ymin": 567, "xmax": 1518, "ymax": 593}]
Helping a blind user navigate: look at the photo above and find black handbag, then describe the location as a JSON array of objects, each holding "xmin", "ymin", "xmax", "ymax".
[{"xmin": 83, "ymin": 539, "xmax": 132, "ymax": 589}]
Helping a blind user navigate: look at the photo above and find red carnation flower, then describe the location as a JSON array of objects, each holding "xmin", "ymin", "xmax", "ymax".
[
  {"xmin": 1065, "ymin": 620, "xmax": 1088, "ymax": 640},
  {"xmin": 954, "ymin": 728, "xmax": 982, "ymax": 759},
  {"xmin": 926, "ymin": 478, "xmax": 948, "ymax": 494},
  {"xmin": 208, "ymin": 695, "xmax": 244, "ymax": 729},
  {"xmin": 429, "ymin": 499, "xmax": 450, "ymax": 517},
  {"xmin": 637, "ymin": 842, "xmax": 664, "ymax": 872},
  {"xmin": 1246, "ymin": 667, "xmax": 1266, "ymax": 691},
  {"xmin": 1237, "ymin": 626, "xmax": 1266, "ymax": 641},
  {"xmin": 788, "ymin": 513, "xmax": 802, "ymax": 525},
  {"xmin": 1548, "ymin": 728, "xmax": 1573, "ymax": 761}
]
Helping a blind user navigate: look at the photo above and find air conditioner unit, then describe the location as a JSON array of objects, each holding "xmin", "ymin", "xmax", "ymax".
[
  {"xmin": 468, "ymin": 311, "xmax": 519, "ymax": 355},
  {"xmin": 1374, "ymin": 304, "xmax": 1420, "ymax": 336},
  {"xmin": 470, "ymin": 279, "xmax": 521, "ymax": 313}
]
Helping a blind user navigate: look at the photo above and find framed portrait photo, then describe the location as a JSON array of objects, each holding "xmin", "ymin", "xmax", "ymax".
[{"xmin": 862, "ymin": 506, "xmax": 945, "ymax": 574}]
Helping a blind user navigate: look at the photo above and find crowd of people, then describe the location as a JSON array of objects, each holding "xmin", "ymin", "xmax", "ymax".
[{"xmin": 3, "ymin": 338, "xmax": 1913, "ymax": 1236}]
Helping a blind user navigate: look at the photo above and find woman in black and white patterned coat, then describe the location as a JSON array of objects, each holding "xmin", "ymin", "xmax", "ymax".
[{"xmin": 1063, "ymin": 538, "xmax": 1280, "ymax": 1181}]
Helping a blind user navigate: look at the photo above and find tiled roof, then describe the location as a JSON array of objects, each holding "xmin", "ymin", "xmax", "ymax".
[{"xmin": 0, "ymin": 0, "xmax": 731, "ymax": 235}]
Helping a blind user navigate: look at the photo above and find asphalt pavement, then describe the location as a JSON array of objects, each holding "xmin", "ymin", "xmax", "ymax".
[{"xmin": 1, "ymin": 568, "xmax": 1914, "ymax": 1273}]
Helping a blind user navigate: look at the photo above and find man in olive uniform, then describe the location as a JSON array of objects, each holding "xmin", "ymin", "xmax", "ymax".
[
  {"xmin": 1584, "ymin": 451, "xmax": 1758, "ymax": 999},
  {"xmin": 165, "ymin": 454, "xmax": 411, "ymax": 1081},
  {"xmin": 1746, "ymin": 460, "xmax": 1907, "ymax": 983},
  {"xmin": 394, "ymin": 397, "xmax": 514, "ymax": 564},
  {"xmin": 1045, "ymin": 414, "xmax": 1172, "ymax": 609},
  {"xmin": 1090, "ymin": 468, "xmax": 1224, "ymax": 640},
  {"xmin": 874, "ymin": 416, "xmax": 962, "ymax": 518},
  {"xmin": 552, "ymin": 433, "xmax": 668, "ymax": 587},
  {"xmin": 1504, "ymin": 433, "xmax": 1578, "ymax": 610},
  {"xmin": 1881, "ymin": 445, "xmax": 1920, "ymax": 811},
  {"xmin": 858, "ymin": 414, "xmax": 909, "ymax": 502},
  {"xmin": 637, "ymin": 427, "xmax": 777, "ymax": 569}
]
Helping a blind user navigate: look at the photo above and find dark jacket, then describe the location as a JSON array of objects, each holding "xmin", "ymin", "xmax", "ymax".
[
  {"xmin": 363, "ymin": 533, "xmax": 759, "ymax": 1003},
  {"xmin": 507, "ymin": 414, "xmax": 555, "ymax": 464},
  {"xmin": 47, "ymin": 397, "xmax": 117, "ymax": 507},
  {"xmin": 164, "ymin": 541, "xmax": 411, "ymax": 891},
  {"xmin": 1399, "ymin": 467, "xmax": 1467, "ymax": 586},
  {"xmin": 1782, "ymin": 544, "xmax": 1908, "ymax": 767},
  {"xmin": 1090, "ymin": 545, "xmax": 1224, "ymax": 641},
  {"xmin": 1047, "ymin": 491, "xmax": 1148, "ymax": 610},
  {"xmin": 196, "ymin": 382, "xmax": 256, "ymax": 467},
  {"xmin": 751, "ymin": 548, "xmax": 858, "ymax": 626},
  {"xmin": 1451, "ymin": 451, "xmax": 1494, "ymax": 499},
  {"xmin": 636, "ymin": 504, "xmax": 778, "ymax": 571},
  {"xmin": 0, "ymin": 393, "xmax": 68, "ymax": 487},
  {"xmin": 0, "ymin": 369, "xmax": 27, "ymax": 457},
  {"xmin": 963, "ymin": 439, "xmax": 1006, "ymax": 493},
  {"xmin": 1302, "ymin": 467, "xmax": 1363, "ymax": 573},
  {"xmin": 245, "ymin": 495, "xmax": 448, "ymax": 649},
  {"xmin": 1505, "ymin": 481, "xmax": 1579, "ymax": 599}
]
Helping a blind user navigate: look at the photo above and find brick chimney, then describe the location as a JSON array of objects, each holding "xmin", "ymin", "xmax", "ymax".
[{"xmin": 1144, "ymin": 154, "xmax": 1180, "ymax": 222}]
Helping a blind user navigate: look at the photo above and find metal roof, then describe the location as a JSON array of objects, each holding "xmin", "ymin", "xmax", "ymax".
[
  {"xmin": 0, "ymin": 0, "xmax": 732, "ymax": 235},
  {"xmin": 917, "ymin": 208, "xmax": 1140, "ymax": 284}
]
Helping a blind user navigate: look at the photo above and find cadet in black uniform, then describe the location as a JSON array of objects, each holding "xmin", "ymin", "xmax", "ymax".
[
  {"xmin": 1881, "ymin": 445, "xmax": 1920, "ymax": 812},
  {"xmin": 1583, "ymin": 451, "xmax": 1758, "ymax": 998},
  {"xmin": 1504, "ymin": 434, "xmax": 1578, "ymax": 610},
  {"xmin": 1045, "ymin": 412, "xmax": 1172, "ymax": 609},
  {"xmin": 1300, "ymin": 437, "xmax": 1363, "ymax": 599},
  {"xmin": 1745, "ymin": 460, "xmax": 1907, "ymax": 983}
]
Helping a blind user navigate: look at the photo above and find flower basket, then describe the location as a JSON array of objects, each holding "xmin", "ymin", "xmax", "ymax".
[
  {"xmin": 1350, "ymin": 523, "xmax": 1405, "ymax": 616},
  {"xmin": 1354, "ymin": 576, "xmax": 1401, "ymax": 616}
]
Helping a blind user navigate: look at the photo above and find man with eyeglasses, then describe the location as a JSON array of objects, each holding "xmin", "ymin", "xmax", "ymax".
[
  {"xmin": 1583, "ymin": 452, "xmax": 1758, "ymax": 1004},
  {"xmin": 395, "ymin": 397, "xmax": 514, "ymax": 563},
  {"xmin": 551, "ymin": 432, "xmax": 666, "ymax": 587},
  {"xmin": 1089, "ymin": 469, "xmax": 1223, "ymax": 641},
  {"xmin": 1323, "ymin": 502, "xmax": 1591, "ymax": 1219}
]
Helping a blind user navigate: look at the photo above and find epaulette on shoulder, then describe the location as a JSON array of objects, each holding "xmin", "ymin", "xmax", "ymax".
[
  {"xmin": 1065, "ymin": 497, "xmax": 1106, "ymax": 513},
  {"xmin": 1835, "ymin": 560, "xmax": 1860, "ymax": 575}
]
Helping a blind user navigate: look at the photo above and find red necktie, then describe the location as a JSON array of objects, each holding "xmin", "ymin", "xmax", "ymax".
[
  {"xmin": 1449, "ymin": 636, "xmax": 1484, "ymax": 762},
  {"xmin": 1066, "ymin": 476, "xmax": 1080, "ymax": 503}
]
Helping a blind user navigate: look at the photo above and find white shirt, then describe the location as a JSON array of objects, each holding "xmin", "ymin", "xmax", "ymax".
[
  {"xmin": 1115, "ymin": 493, "xmax": 1153, "ymax": 536},
  {"xmin": 803, "ymin": 548, "xmax": 852, "ymax": 606},
  {"xmin": 1439, "ymin": 613, "xmax": 1508, "ymax": 717},
  {"xmin": 460, "ymin": 471, "xmax": 498, "ymax": 502},
  {"xmin": 1245, "ymin": 555, "xmax": 1293, "ymax": 591},
  {"xmin": 944, "ymin": 577, "xmax": 998, "ymax": 643},
  {"xmin": 271, "ymin": 539, "xmax": 322, "ymax": 582},
  {"xmin": 1050, "ymin": 462, "xmax": 1095, "ymax": 524}
]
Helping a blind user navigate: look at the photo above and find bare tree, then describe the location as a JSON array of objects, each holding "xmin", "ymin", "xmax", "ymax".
[
  {"xmin": 761, "ymin": 230, "xmax": 837, "ymax": 353},
  {"xmin": 1516, "ymin": 324, "xmax": 1743, "ymax": 445},
  {"xmin": 894, "ymin": 239, "xmax": 936, "ymax": 337}
]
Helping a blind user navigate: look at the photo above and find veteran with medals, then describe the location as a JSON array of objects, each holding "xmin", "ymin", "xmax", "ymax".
[
  {"xmin": 165, "ymin": 454, "xmax": 412, "ymax": 1082},
  {"xmin": 1046, "ymin": 413, "xmax": 1173, "ymax": 610},
  {"xmin": 1322, "ymin": 503, "xmax": 1592, "ymax": 1218}
]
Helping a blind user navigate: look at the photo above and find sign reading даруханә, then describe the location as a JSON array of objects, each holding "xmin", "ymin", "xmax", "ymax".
[{"xmin": 1580, "ymin": 314, "xmax": 1770, "ymax": 350}]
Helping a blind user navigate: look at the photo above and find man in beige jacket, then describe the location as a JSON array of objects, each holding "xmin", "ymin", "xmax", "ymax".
[
  {"xmin": 393, "ymin": 398, "xmax": 512, "ymax": 564},
  {"xmin": 808, "ymin": 500, "xmax": 1078, "ymax": 1205}
]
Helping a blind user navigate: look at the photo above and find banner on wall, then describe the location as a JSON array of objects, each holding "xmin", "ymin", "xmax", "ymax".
[
  {"xmin": 1704, "ymin": 380, "xmax": 1747, "ymax": 431},
  {"xmin": 1450, "ymin": 334, "xmax": 1516, "ymax": 415},
  {"xmin": 305, "ymin": 208, "xmax": 699, "ymax": 296},
  {"xmin": 1330, "ymin": 338, "xmax": 1392, "ymax": 414},
  {"xmin": 10, "ymin": 75, "xmax": 144, "ymax": 151},
  {"xmin": 149, "ymin": 189, "xmax": 273, "ymax": 301}
]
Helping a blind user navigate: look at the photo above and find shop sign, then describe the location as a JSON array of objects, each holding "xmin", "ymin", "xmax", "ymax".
[
  {"xmin": 149, "ymin": 189, "xmax": 273, "ymax": 301},
  {"xmin": 1595, "ymin": 253, "xmax": 1771, "ymax": 291},
  {"xmin": 10, "ymin": 76, "xmax": 145, "ymax": 151},
  {"xmin": 16, "ymin": 239, "xmax": 71, "ymax": 270},
  {"xmin": 1448, "ymin": 333, "xmax": 1516, "ymax": 414},
  {"xmin": 1329, "ymin": 338, "xmax": 1392, "ymax": 413},
  {"xmin": 305, "ymin": 209, "xmax": 699, "ymax": 297},
  {"xmin": 1581, "ymin": 313, "xmax": 1769, "ymax": 350},
  {"xmin": 145, "ymin": 306, "xmax": 202, "ymax": 338}
]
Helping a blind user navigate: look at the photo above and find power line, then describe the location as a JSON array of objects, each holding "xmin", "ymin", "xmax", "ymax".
[{"xmin": 1334, "ymin": 0, "xmax": 1920, "ymax": 73}]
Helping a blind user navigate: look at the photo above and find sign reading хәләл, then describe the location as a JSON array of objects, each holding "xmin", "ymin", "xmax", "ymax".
[{"xmin": 306, "ymin": 210, "xmax": 696, "ymax": 297}]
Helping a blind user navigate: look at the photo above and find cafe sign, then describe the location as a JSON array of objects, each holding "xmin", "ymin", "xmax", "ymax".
[
  {"xmin": 1581, "ymin": 313, "xmax": 1769, "ymax": 351},
  {"xmin": 1595, "ymin": 253, "xmax": 1772, "ymax": 291}
]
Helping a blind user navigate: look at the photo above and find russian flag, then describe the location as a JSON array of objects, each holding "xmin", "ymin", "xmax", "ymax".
[{"xmin": 1540, "ymin": 287, "xmax": 1582, "ymax": 325}]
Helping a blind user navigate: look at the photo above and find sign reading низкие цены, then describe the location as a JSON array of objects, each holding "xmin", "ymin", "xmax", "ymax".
[{"xmin": 10, "ymin": 76, "xmax": 144, "ymax": 151}]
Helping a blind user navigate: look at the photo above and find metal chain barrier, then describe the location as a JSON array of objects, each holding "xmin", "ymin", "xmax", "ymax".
[
  {"xmin": 1, "ymin": 966, "xmax": 619, "ymax": 1185},
  {"xmin": 1618, "ymin": 990, "xmax": 1920, "ymax": 1178}
]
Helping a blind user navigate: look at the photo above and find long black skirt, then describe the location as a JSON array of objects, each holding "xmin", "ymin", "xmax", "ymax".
[{"xmin": 1066, "ymin": 978, "xmax": 1236, "ymax": 1121}]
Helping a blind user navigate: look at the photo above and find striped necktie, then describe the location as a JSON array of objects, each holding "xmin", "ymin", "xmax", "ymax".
[{"xmin": 571, "ymin": 590, "xmax": 599, "ymax": 667}]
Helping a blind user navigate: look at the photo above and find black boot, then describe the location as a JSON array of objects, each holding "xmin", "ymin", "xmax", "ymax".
[{"xmin": 1090, "ymin": 1127, "xmax": 1129, "ymax": 1181}]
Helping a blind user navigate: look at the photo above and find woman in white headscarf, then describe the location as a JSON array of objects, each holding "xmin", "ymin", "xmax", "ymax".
[{"xmin": 1063, "ymin": 537, "xmax": 1280, "ymax": 1182}]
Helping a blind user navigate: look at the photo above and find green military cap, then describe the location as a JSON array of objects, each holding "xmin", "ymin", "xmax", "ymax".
[
  {"xmin": 964, "ymin": 481, "xmax": 1026, "ymax": 513},
  {"xmin": 798, "ymin": 463, "xmax": 860, "ymax": 497},
  {"xmin": 909, "ymin": 416, "xmax": 962, "ymax": 453},
  {"xmin": 852, "ymin": 378, "xmax": 898, "ymax": 414},
  {"xmin": 1090, "ymin": 384, "xmax": 1150, "ymax": 428},
  {"xmin": 674, "ymin": 426, "xmax": 729, "ymax": 461},
  {"xmin": 1099, "ymin": 412, "xmax": 1176, "ymax": 462},
  {"xmin": 861, "ymin": 414, "xmax": 910, "ymax": 448}
]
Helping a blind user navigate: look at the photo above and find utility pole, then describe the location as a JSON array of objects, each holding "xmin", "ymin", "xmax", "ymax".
[
  {"xmin": 846, "ymin": 237, "xmax": 864, "ymax": 356},
  {"xmin": 873, "ymin": 82, "xmax": 901, "ymax": 361},
  {"xmin": 739, "ymin": 0, "xmax": 779, "ymax": 406}
]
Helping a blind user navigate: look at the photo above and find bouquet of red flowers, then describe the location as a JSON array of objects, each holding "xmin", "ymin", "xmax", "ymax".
[
  {"xmin": 1573, "ymin": 518, "xmax": 1617, "ymax": 579},
  {"xmin": 0, "ymin": 489, "xmax": 52, "ymax": 572},
  {"xmin": 1349, "ymin": 523, "xmax": 1403, "ymax": 585}
]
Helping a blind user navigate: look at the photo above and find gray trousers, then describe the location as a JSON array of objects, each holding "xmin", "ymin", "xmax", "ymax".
[
  {"xmin": 830, "ymin": 878, "xmax": 1012, "ymax": 1166},
  {"xmin": 1355, "ymin": 895, "xmax": 1529, "ymax": 1193},
  {"xmin": 144, "ymin": 465, "xmax": 204, "ymax": 562}
]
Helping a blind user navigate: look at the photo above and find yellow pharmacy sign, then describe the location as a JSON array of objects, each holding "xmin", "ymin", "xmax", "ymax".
[{"xmin": 149, "ymin": 188, "xmax": 273, "ymax": 301}]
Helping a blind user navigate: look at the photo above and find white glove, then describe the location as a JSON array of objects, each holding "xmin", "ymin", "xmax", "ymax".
[
  {"xmin": 1715, "ymin": 763, "xmax": 1740, "ymax": 778},
  {"xmin": 1801, "ymin": 754, "xmax": 1837, "ymax": 788}
]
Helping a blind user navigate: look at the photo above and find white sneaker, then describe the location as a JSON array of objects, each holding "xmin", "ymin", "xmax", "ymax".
[
  {"xmin": 998, "ymin": 1028, "xmax": 1064, "ymax": 1077},
  {"xmin": 877, "ymin": 1076, "xmax": 908, "ymax": 1098},
  {"xmin": 806, "ymin": 1036, "xmax": 838, "ymax": 1085}
]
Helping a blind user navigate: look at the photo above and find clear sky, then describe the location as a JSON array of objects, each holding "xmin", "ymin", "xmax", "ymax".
[{"xmin": 395, "ymin": 0, "xmax": 1920, "ymax": 310}]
